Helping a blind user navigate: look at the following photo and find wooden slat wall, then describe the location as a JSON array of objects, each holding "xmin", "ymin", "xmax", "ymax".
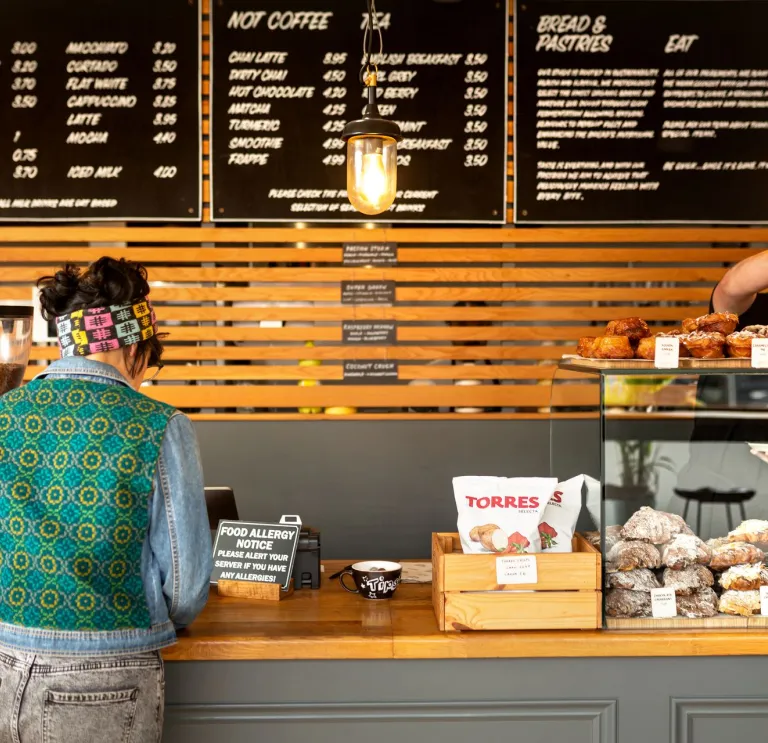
[{"xmin": 1, "ymin": 5, "xmax": 765, "ymax": 420}]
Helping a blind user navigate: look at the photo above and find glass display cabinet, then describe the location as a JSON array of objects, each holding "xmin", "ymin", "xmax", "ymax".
[{"xmin": 552, "ymin": 360, "xmax": 768, "ymax": 629}]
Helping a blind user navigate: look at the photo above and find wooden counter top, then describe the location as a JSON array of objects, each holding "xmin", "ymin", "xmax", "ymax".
[{"xmin": 163, "ymin": 564, "xmax": 768, "ymax": 661}]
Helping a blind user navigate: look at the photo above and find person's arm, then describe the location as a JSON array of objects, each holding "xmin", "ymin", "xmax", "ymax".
[
  {"xmin": 713, "ymin": 250, "xmax": 768, "ymax": 315},
  {"xmin": 150, "ymin": 413, "xmax": 213, "ymax": 629}
]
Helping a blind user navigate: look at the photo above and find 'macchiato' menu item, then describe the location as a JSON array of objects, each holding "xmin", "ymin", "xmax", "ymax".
[
  {"xmin": 727, "ymin": 519, "xmax": 768, "ymax": 544},
  {"xmin": 606, "ymin": 540, "xmax": 662, "ymax": 571},
  {"xmin": 719, "ymin": 590, "xmax": 762, "ymax": 617},
  {"xmin": 719, "ymin": 564, "xmax": 768, "ymax": 592},
  {"xmin": 709, "ymin": 542, "xmax": 765, "ymax": 571},
  {"xmin": 662, "ymin": 565, "xmax": 714, "ymax": 596}
]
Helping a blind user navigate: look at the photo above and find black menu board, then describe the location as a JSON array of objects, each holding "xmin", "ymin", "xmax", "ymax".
[
  {"xmin": 0, "ymin": 0, "xmax": 200, "ymax": 221},
  {"xmin": 515, "ymin": 0, "xmax": 768, "ymax": 224},
  {"xmin": 211, "ymin": 0, "xmax": 508, "ymax": 223}
]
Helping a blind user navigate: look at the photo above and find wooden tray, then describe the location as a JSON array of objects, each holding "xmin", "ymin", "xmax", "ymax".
[
  {"xmin": 680, "ymin": 357, "xmax": 751, "ymax": 368},
  {"xmin": 607, "ymin": 614, "xmax": 768, "ymax": 630},
  {"xmin": 561, "ymin": 355, "xmax": 655, "ymax": 370},
  {"xmin": 432, "ymin": 533, "xmax": 601, "ymax": 632}
]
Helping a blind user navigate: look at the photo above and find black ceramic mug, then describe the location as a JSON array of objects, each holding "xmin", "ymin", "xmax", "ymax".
[{"xmin": 339, "ymin": 560, "xmax": 402, "ymax": 600}]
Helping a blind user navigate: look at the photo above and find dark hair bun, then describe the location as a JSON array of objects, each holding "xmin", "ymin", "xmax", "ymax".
[{"xmin": 37, "ymin": 257, "xmax": 150, "ymax": 319}]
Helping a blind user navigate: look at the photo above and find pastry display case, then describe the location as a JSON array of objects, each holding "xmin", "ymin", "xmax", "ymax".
[{"xmin": 551, "ymin": 361, "xmax": 768, "ymax": 629}]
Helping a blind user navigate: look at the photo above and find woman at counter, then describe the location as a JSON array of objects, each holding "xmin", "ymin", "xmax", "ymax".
[{"xmin": 0, "ymin": 258, "xmax": 212, "ymax": 743}]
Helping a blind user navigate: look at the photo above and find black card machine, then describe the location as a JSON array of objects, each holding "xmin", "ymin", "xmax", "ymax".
[
  {"xmin": 205, "ymin": 487, "xmax": 239, "ymax": 532},
  {"xmin": 280, "ymin": 516, "xmax": 321, "ymax": 590}
]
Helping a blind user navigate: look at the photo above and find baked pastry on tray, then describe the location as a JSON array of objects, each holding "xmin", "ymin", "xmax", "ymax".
[
  {"xmin": 742, "ymin": 325, "xmax": 768, "ymax": 337},
  {"xmin": 577, "ymin": 337, "xmax": 597, "ymax": 358},
  {"xmin": 677, "ymin": 588, "xmax": 719, "ymax": 619},
  {"xmin": 604, "ymin": 317, "xmax": 650, "ymax": 346},
  {"xmin": 607, "ymin": 568, "xmax": 661, "ymax": 592},
  {"xmin": 719, "ymin": 563, "xmax": 768, "ymax": 591},
  {"xmin": 606, "ymin": 588, "xmax": 652, "ymax": 618},
  {"xmin": 695, "ymin": 312, "xmax": 738, "ymax": 335},
  {"xmin": 606, "ymin": 540, "xmax": 662, "ymax": 571},
  {"xmin": 709, "ymin": 542, "xmax": 764, "ymax": 570},
  {"xmin": 661, "ymin": 534, "xmax": 712, "ymax": 570},
  {"xmin": 591, "ymin": 335, "xmax": 634, "ymax": 360},
  {"xmin": 727, "ymin": 519, "xmax": 768, "ymax": 544},
  {"xmin": 682, "ymin": 331, "xmax": 726, "ymax": 359},
  {"xmin": 725, "ymin": 331, "xmax": 755, "ymax": 358},
  {"xmin": 635, "ymin": 337, "xmax": 655, "ymax": 360},
  {"xmin": 663, "ymin": 565, "xmax": 714, "ymax": 595},
  {"xmin": 719, "ymin": 589, "xmax": 761, "ymax": 617},
  {"xmin": 621, "ymin": 506, "xmax": 692, "ymax": 545}
]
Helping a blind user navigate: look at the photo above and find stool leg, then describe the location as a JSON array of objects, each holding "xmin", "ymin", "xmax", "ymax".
[
  {"xmin": 739, "ymin": 502, "xmax": 747, "ymax": 522},
  {"xmin": 682, "ymin": 500, "xmax": 690, "ymax": 522},
  {"xmin": 696, "ymin": 501, "xmax": 702, "ymax": 537},
  {"xmin": 725, "ymin": 503, "xmax": 734, "ymax": 532}
]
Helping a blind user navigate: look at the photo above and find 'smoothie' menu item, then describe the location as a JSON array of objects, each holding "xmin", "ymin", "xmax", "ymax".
[
  {"xmin": 211, "ymin": 0, "xmax": 507, "ymax": 223},
  {"xmin": 0, "ymin": 0, "xmax": 200, "ymax": 221},
  {"xmin": 514, "ymin": 0, "xmax": 768, "ymax": 223}
]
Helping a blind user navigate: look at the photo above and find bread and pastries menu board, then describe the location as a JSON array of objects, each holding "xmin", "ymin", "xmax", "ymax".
[
  {"xmin": 0, "ymin": 0, "xmax": 200, "ymax": 221},
  {"xmin": 514, "ymin": 0, "xmax": 768, "ymax": 224},
  {"xmin": 210, "ymin": 0, "xmax": 508, "ymax": 223}
]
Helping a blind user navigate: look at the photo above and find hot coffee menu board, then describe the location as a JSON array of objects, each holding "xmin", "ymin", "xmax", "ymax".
[
  {"xmin": 0, "ymin": 0, "xmax": 200, "ymax": 221},
  {"xmin": 210, "ymin": 0, "xmax": 508, "ymax": 223},
  {"xmin": 514, "ymin": 0, "xmax": 768, "ymax": 224}
]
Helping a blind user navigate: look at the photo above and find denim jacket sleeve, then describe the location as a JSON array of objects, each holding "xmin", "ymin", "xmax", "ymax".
[{"xmin": 149, "ymin": 413, "xmax": 213, "ymax": 629}]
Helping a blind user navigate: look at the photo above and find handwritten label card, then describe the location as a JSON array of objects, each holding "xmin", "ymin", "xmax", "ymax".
[
  {"xmin": 760, "ymin": 586, "xmax": 768, "ymax": 616},
  {"xmin": 752, "ymin": 338, "xmax": 768, "ymax": 368},
  {"xmin": 654, "ymin": 337, "xmax": 680, "ymax": 369},
  {"xmin": 651, "ymin": 587, "xmax": 677, "ymax": 618},
  {"xmin": 496, "ymin": 555, "xmax": 538, "ymax": 585}
]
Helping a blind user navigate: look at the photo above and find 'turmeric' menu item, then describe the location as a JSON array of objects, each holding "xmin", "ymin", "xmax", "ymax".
[
  {"xmin": 0, "ymin": 0, "xmax": 200, "ymax": 221},
  {"xmin": 211, "ymin": 0, "xmax": 508, "ymax": 222},
  {"xmin": 515, "ymin": 0, "xmax": 768, "ymax": 223}
]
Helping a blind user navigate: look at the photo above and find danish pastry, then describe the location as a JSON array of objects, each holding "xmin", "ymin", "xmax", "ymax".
[
  {"xmin": 677, "ymin": 587, "xmax": 719, "ymax": 618},
  {"xmin": 725, "ymin": 331, "xmax": 755, "ymax": 358},
  {"xmin": 606, "ymin": 540, "xmax": 662, "ymax": 571},
  {"xmin": 577, "ymin": 337, "xmax": 597, "ymax": 358},
  {"xmin": 591, "ymin": 335, "xmax": 634, "ymax": 360},
  {"xmin": 727, "ymin": 519, "xmax": 768, "ymax": 544},
  {"xmin": 742, "ymin": 325, "xmax": 768, "ymax": 337},
  {"xmin": 661, "ymin": 534, "xmax": 712, "ymax": 570},
  {"xmin": 719, "ymin": 589, "xmax": 761, "ymax": 617},
  {"xmin": 605, "ymin": 588, "xmax": 652, "ymax": 618},
  {"xmin": 682, "ymin": 331, "xmax": 726, "ymax": 359},
  {"xmin": 694, "ymin": 312, "xmax": 738, "ymax": 335},
  {"xmin": 682, "ymin": 317, "xmax": 698, "ymax": 333},
  {"xmin": 608, "ymin": 568, "xmax": 661, "ymax": 591},
  {"xmin": 604, "ymin": 317, "xmax": 651, "ymax": 345},
  {"xmin": 709, "ymin": 542, "xmax": 764, "ymax": 570},
  {"xmin": 719, "ymin": 563, "xmax": 768, "ymax": 591},
  {"xmin": 663, "ymin": 564, "xmax": 714, "ymax": 595}
]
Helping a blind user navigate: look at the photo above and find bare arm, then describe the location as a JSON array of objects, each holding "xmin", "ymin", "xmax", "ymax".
[{"xmin": 713, "ymin": 250, "xmax": 768, "ymax": 315}]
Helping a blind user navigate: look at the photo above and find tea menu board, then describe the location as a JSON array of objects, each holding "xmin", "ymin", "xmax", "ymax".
[
  {"xmin": 514, "ymin": 0, "xmax": 768, "ymax": 223},
  {"xmin": 210, "ymin": 0, "xmax": 508, "ymax": 223},
  {"xmin": 0, "ymin": 0, "xmax": 200, "ymax": 221}
]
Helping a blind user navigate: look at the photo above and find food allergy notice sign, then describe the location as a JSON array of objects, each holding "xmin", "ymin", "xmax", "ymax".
[
  {"xmin": 211, "ymin": 0, "xmax": 508, "ymax": 222},
  {"xmin": 0, "ymin": 0, "xmax": 201, "ymax": 221},
  {"xmin": 514, "ymin": 0, "xmax": 768, "ymax": 223}
]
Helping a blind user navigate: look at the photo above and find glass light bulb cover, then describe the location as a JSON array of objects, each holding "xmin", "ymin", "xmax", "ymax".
[{"xmin": 346, "ymin": 135, "xmax": 397, "ymax": 216}]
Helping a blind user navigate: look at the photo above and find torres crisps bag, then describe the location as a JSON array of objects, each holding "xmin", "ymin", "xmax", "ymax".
[
  {"xmin": 538, "ymin": 475, "xmax": 584, "ymax": 553},
  {"xmin": 453, "ymin": 476, "xmax": 555, "ymax": 554}
]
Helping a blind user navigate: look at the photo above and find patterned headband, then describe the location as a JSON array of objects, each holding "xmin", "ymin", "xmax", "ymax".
[{"xmin": 56, "ymin": 300, "xmax": 157, "ymax": 358}]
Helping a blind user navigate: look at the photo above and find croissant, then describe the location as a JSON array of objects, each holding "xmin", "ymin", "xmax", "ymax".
[
  {"xmin": 695, "ymin": 312, "xmax": 738, "ymax": 335},
  {"xmin": 604, "ymin": 317, "xmax": 650, "ymax": 345},
  {"xmin": 682, "ymin": 331, "xmax": 725, "ymax": 359},
  {"xmin": 577, "ymin": 337, "xmax": 597, "ymax": 358},
  {"xmin": 591, "ymin": 335, "xmax": 634, "ymax": 360},
  {"xmin": 726, "ymin": 331, "xmax": 755, "ymax": 358}
]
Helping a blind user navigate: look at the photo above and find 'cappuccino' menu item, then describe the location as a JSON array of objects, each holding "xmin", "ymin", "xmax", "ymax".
[
  {"xmin": 515, "ymin": 0, "xmax": 768, "ymax": 223},
  {"xmin": 211, "ymin": 0, "xmax": 507, "ymax": 222},
  {"xmin": 0, "ymin": 0, "xmax": 200, "ymax": 221}
]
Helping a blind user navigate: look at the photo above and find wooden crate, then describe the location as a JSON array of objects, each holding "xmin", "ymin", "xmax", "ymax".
[{"xmin": 432, "ymin": 533, "xmax": 602, "ymax": 631}]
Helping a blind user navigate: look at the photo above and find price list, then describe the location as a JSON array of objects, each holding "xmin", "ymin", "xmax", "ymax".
[
  {"xmin": 211, "ymin": 0, "xmax": 507, "ymax": 223},
  {"xmin": 0, "ymin": 0, "xmax": 200, "ymax": 221}
]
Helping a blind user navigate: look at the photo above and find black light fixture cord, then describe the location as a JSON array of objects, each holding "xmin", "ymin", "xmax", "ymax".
[{"xmin": 361, "ymin": 0, "xmax": 382, "ymax": 84}]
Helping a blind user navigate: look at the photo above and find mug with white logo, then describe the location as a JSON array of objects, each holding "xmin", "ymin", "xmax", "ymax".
[{"xmin": 339, "ymin": 560, "xmax": 402, "ymax": 600}]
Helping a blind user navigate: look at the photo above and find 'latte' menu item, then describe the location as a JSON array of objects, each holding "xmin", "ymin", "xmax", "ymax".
[
  {"xmin": 0, "ymin": 0, "xmax": 200, "ymax": 221},
  {"xmin": 515, "ymin": 0, "xmax": 768, "ymax": 223},
  {"xmin": 211, "ymin": 0, "xmax": 507, "ymax": 223}
]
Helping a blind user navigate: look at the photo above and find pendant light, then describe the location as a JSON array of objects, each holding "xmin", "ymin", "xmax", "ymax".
[{"xmin": 341, "ymin": 0, "xmax": 402, "ymax": 216}]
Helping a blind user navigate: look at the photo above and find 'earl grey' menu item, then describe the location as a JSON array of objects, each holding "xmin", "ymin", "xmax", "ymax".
[
  {"xmin": 343, "ymin": 360, "xmax": 399, "ymax": 383},
  {"xmin": 514, "ymin": 0, "xmax": 768, "ymax": 224},
  {"xmin": 211, "ymin": 0, "xmax": 507, "ymax": 223},
  {"xmin": 342, "ymin": 321, "xmax": 397, "ymax": 345},
  {"xmin": 211, "ymin": 520, "xmax": 300, "ymax": 588},
  {"xmin": 341, "ymin": 281, "xmax": 395, "ymax": 305},
  {"xmin": 0, "ymin": 0, "xmax": 200, "ymax": 221},
  {"xmin": 342, "ymin": 242, "xmax": 397, "ymax": 266}
]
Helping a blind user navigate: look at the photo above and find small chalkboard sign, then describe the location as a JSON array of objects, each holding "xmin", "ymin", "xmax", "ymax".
[
  {"xmin": 342, "ymin": 321, "xmax": 397, "ymax": 345},
  {"xmin": 211, "ymin": 520, "xmax": 300, "ymax": 589},
  {"xmin": 343, "ymin": 361, "xmax": 399, "ymax": 384},
  {"xmin": 341, "ymin": 281, "xmax": 395, "ymax": 306},
  {"xmin": 342, "ymin": 243, "xmax": 398, "ymax": 266}
]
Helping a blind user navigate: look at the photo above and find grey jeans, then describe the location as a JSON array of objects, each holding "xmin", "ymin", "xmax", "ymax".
[{"xmin": 0, "ymin": 647, "xmax": 164, "ymax": 743}]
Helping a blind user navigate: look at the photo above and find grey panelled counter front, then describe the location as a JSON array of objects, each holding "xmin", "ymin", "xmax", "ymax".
[{"xmin": 161, "ymin": 572, "xmax": 768, "ymax": 743}]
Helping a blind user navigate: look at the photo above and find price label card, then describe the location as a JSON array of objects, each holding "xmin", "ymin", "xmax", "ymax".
[
  {"xmin": 760, "ymin": 586, "xmax": 768, "ymax": 615},
  {"xmin": 496, "ymin": 555, "xmax": 538, "ymax": 585},
  {"xmin": 651, "ymin": 587, "xmax": 677, "ymax": 618},
  {"xmin": 752, "ymin": 338, "xmax": 768, "ymax": 368},
  {"xmin": 654, "ymin": 337, "xmax": 680, "ymax": 369}
]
